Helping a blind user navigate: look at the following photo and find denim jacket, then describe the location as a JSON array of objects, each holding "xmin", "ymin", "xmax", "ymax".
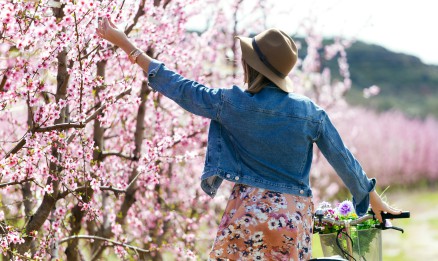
[{"xmin": 147, "ymin": 60, "xmax": 376, "ymax": 216}]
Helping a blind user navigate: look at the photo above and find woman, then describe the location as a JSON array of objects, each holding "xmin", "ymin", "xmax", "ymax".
[{"xmin": 96, "ymin": 17, "xmax": 401, "ymax": 260}]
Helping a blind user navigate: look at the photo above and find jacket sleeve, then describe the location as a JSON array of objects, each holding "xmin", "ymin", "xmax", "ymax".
[
  {"xmin": 147, "ymin": 60, "xmax": 222, "ymax": 121},
  {"xmin": 315, "ymin": 111, "xmax": 376, "ymax": 216}
]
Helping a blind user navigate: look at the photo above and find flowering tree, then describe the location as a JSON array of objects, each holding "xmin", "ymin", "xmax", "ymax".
[
  {"xmin": 330, "ymin": 108, "xmax": 438, "ymax": 186},
  {"xmin": 0, "ymin": 0, "xmax": 278, "ymax": 259},
  {"xmin": 1, "ymin": 0, "xmax": 437, "ymax": 260}
]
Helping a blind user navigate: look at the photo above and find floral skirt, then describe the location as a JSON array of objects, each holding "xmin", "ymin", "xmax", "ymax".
[{"xmin": 209, "ymin": 184, "xmax": 314, "ymax": 261}]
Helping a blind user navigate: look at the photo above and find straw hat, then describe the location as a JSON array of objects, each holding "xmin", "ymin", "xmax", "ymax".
[{"xmin": 236, "ymin": 28, "xmax": 298, "ymax": 93}]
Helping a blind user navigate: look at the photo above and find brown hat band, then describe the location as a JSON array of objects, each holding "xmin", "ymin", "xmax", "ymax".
[{"xmin": 251, "ymin": 38, "xmax": 286, "ymax": 78}]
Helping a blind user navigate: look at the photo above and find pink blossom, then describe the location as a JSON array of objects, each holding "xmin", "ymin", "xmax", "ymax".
[
  {"xmin": 363, "ymin": 85, "xmax": 381, "ymax": 98},
  {"xmin": 44, "ymin": 184, "xmax": 54, "ymax": 194}
]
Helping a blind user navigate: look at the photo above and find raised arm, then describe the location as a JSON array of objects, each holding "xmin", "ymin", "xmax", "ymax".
[
  {"xmin": 96, "ymin": 17, "xmax": 222, "ymax": 120},
  {"xmin": 96, "ymin": 17, "xmax": 152, "ymax": 78}
]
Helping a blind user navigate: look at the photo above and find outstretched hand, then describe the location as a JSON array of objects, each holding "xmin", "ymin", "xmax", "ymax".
[
  {"xmin": 369, "ymin": 190, "xmax": 402, "ymax": 223},
  {"xmin": 95, "ymin": 16, "xmax": 128, "ymax": 48}
]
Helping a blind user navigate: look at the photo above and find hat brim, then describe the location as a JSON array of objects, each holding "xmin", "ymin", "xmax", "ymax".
[{"xmin": 236, "ymin": 36, "xmax": 294, "ymax": 93}]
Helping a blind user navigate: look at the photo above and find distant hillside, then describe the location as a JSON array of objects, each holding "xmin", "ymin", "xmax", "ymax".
[
  {"xmin": 297, "ymin": 38, "xmax": 438, "ymax": 118},
  {"xmin": 345, "ymin": 41, "xmax": 438, "ymax": 118}
]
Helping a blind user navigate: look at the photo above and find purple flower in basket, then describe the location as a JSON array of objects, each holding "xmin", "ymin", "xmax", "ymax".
[{"xmin": 338, "ymin": 200, "xmax": 354, "ymax": 216}]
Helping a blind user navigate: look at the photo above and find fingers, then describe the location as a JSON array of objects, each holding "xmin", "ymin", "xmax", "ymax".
[
  {"xmin": 96, "ymin": 16, "xmax": 123, "ymax": 44},
  {"xmin": 375, "ymin": 211, "xmax": 383, "ymax": 223},
  {"xmin": 96, "ymin": 27, "xmax": 103, "ymax": 38},
  {"xmin": 375, "ymin": 206, "xmax": 403, "ymax": 224},
  {"xmin": 96, "ymin": 18, "xmax": 104, "ymax": 38},
  {"xmin": 102, "ymin": 17, "xmax": 109, "ymax": 31},
  {"xmin": 96, "ymin": 17, "xmax": 110, "ymax": 38},
  {"xmin": 387, "ymin": 206, "xmax": 402, "ymax": 215},
  {"xmin": 382, "ymin": 202, "xmax": 402, "ymax": 214},
  {"xmin": 108, "ymin": 18, "xmax": 117, "ymax": 28}
]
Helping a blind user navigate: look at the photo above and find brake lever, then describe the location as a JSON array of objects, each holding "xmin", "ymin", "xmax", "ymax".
[
  {"xmin": 387, "ymin": 226, "xmax": 404, "ymax": 233},
  {"xmin": 375, "ymin": 222, "xmax": 405, "ymax": 233},
  {"xmin": 369, "ymin": 209, "xmax": 409, "ymax": 233}
]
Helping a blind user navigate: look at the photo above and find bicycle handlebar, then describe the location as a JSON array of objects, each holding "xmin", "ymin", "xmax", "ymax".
[
  {"xmin": 378, "ymin": 211, "xmax": 410, "ymax": 219},
  {"xmin": 314, "ymin": 209, "xmax": 410, "ymax": 232},
  {"xmin": 316, "ymin": 214, "xmax": 374, "ymax": 226}
]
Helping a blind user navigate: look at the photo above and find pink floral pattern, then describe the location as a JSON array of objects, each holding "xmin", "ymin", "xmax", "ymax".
[{"xmin": 210, "ymin": 184, "xmax": 314, "ymax": 261}]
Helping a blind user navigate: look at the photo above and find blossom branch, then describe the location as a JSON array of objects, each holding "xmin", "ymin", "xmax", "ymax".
[
  {"xmin": 3, "ymin": 137, "xmax": 27, "ymax": 159},
  {"xmin": 124, "ymin": 0, "xmax": 146, "ymax": 36},
  {"xmin": 3, "ymin": 87, "xmax": 132, "ymax": 159},
  {"xmin": 59, "ymin": 235, "xmax": 151, "ymax": 253},
  {"xmin": 0, "ymin": 75, "xmax": 7, "ymax": 92},
  {"xmin": 80, "ymin": 45, "xmax": 100, "ymax": 61},
  {"xmin": 33, "ymin": 123, "xmax": 85, "ymax": 133},
  {"xmin": 84, "ymin": 88, "xmax": 132, "ymax": 124},
  {"xmin": 101, "ymin": 151, "xmax": 136, "ymax": 161},
  {"xmin": 73, "ymin": 12, "xmax": 85, "ymax": 114},
  {"xmin": 57, "ymin": 184, "xmax": 128, "ymax": 200},
  {"xmin": 100, "ymin": 185, "xmax": 127, "ymax": 194},
  {"xmin": 0, "ymin": 179, "xmax": 34, "ymax": 188},
  {"xmin": 57, "ymin": 185, "xmax": 87, "ymax": 200}
]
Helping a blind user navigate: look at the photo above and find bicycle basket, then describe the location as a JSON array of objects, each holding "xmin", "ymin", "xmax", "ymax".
[{"xmin": 319, "ymin": 228, "xmax": 382, "ymax": 261}]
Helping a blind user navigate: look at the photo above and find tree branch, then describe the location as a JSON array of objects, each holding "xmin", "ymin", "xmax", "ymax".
[
  {"xmin": 101, "ymin": 151, "xmax": 136, "ymax": 161},
  {"xmin": 0, "ymin": 179, "xmax": 34, "ymax": 188},
  {"xmin": 99, "ymin": 186, "xmax": 127, "ymax": 194},
  {"xmin": 59, "ymin": 235, "xmax": 151, "ymax": 253},
  {"xmin": 3, "ymin": 137, "xmax": 27, "ymax": 159},
  {"xmin": 124, "ymin": 0, "xmax": 146, "ymax": 36},
  {"xmin": 57, "ymin": 186, "xmax": 87, "ymax": 200},
  {"xmin": 2, "ymin": 88, "xmax": 132, "ymax": 160},
  {"xmin": 57, "ymin": 185, "xmax": 128, "ymax": 200},
  {"xmin": 0, "ymin": 74, "xmax": 7, "ymax": 92},
  {"xmin": 33, "ymin": 123, "xmax": 85, "ymax": 133},
  {"xmin": 84, "ymin": 88, "xmax": 132, "ymax": 125}
]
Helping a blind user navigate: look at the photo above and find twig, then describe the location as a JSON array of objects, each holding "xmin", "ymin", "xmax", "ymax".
[
  {"xmin": 124, "ymin": 0, "xmax": 146, "ymax": 36},
  {"xmin": 57, "ymin": 184, "xmax": 130, "ymax": 200},
  {"xmin": 2, "ymin": 88, "xmax": 132, "ymax": 160},
  {"xmin": 80, "ymin": 45, "xmax": 99, "ymax": 61},
  {"xmin": 0, "ymin": 75, "xmax": 7, "ymax": 92},
  {"xmin": 99, "ymin": 186, "xmax": 127, "ymax": 194},
  {"xmin": 101, "ymin": 151, "xmax": 136, "ymax": 161},
  {"xmin": 33, "ymin": 123, "xmax": 85, "ymax": 132},
  {"xmin": 59, "ymin": 235, "xmax": 151, "ymax": 253},
  {"xmin": 3, "ymin": 137, "xmax": 27, "ymax": 159},
  {"xmin": 0, "ymin": 179, "xmax": 34, "ymax": 188}
]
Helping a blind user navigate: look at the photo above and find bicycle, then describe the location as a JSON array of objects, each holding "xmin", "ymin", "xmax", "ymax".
[{"xmin": 310, "ymin": 209, "xmax": 410, "ymax": 261}]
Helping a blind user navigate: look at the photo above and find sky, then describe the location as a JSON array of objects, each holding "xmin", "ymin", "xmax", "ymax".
[
  {"xmin": 187, "ymin": 0, "xmax": 438, "ymax": 65},
  {"xmin": 269, "ymin": 0, "xmax": 438, "ymax": 65}
]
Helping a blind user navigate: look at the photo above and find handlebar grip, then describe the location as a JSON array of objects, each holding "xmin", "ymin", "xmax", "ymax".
[{"xmin": 381, "ymin": 211, "xmax": 410, "ymax": 219}]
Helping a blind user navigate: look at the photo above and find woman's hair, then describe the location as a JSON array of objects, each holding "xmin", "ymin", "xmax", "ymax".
[{"xmin": 242, "ymin": 59, "xmax": 273, "ymax": 94}]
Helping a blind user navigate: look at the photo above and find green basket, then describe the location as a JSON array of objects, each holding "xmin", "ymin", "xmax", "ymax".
[{"xmin": 319, "ymin": 228, "xmax": 382, "ymax": 261}]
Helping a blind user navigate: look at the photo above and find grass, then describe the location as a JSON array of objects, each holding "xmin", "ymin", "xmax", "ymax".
[{"xmin": 312, "ymin": 187, "xmax": 438, "ymax": 260}]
